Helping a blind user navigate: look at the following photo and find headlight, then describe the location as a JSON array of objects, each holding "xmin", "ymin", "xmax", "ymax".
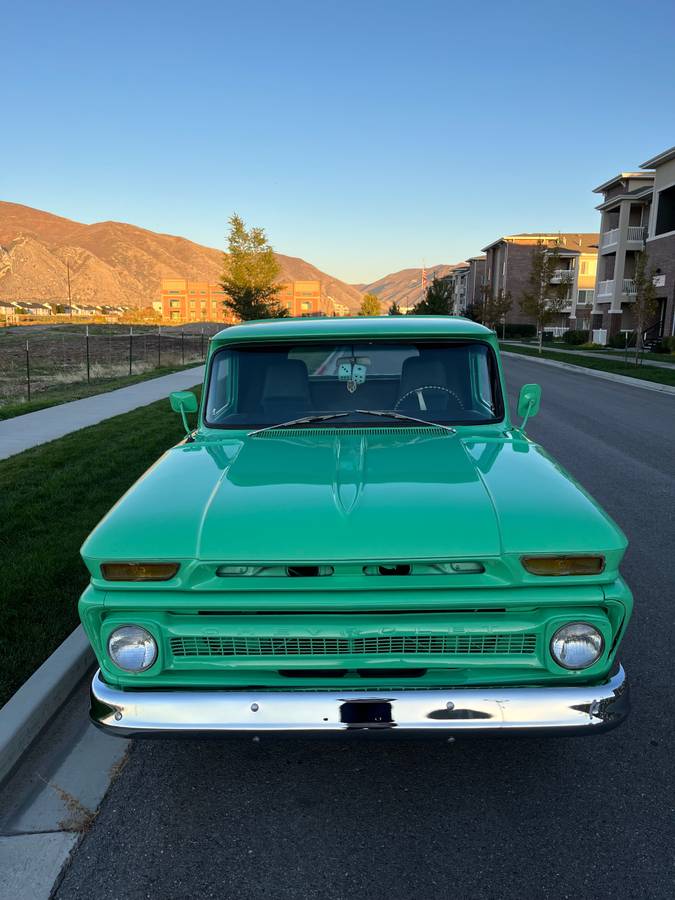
[
  {"xmin": 550, "ymin": 622, "xmax": 604, "ymax": 670},
  {"xmin": 108, "ymin": 626, "xmax": 157, "ymax": 672}
]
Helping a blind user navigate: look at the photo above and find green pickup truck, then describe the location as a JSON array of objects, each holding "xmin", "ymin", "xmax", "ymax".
[{"xmin": 80, "ymin": 315, "xmax": 630, "ymax": 737}]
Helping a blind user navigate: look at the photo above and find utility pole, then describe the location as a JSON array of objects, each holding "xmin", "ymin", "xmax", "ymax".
[{"xmin": 66, "ymin": 260, "xmax": 73, "ymax": 321}]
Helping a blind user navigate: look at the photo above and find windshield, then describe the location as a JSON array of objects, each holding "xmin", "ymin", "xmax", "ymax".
[{"xmin": 204, "ymin": 340, "xmax": 504, "ymax": 428}]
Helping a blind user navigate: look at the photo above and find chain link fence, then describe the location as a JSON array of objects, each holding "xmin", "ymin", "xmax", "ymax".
[{"xmin": 0, "ymin": 325, "xmax": 222, "ymax": 405}]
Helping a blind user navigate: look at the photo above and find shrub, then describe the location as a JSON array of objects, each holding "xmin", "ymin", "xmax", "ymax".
[
  {"xmin": 608, "ymin": 332, "xmax": 636, "ymax": 349},
  {"xmin": 503, "ymin": 323, "xmax": 536, "ymax": 340},
  {"xmin": 562, "ymin": 329, "xmax": 589, "ymax": 345}
]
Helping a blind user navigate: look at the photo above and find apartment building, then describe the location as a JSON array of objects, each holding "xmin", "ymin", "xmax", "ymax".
[
  {"xmin": 451, "ymin": 264, "xmax": 470, "ymax": 313},
  {"xmin": 641, "ymin": 146, "xmax": 675, "ymax": 338},
  {"xmin": 435, "ymin": 262, "xmax": 469, "ymax": 314},
  {"xmin": 160, "ymin": 277, "xmax": 347, "ymax": 322},
  {"xmin": 481, "ymin": 233, "xmax": 598, "ymax": 328},
  {"xmin": 327, "ymin": 298, "xmax": 350, "ymax": 317},
  {"xmin": 465, "ymin": 255, "xmax": 486, "ymax": 312},
  {"xmin": 161, "ymin": 279, "xmax": 232, "ymax": 323},
  {"xmin": 590, "ymin": 171, "xmax": 654, "ymax": 337},
  {"xmin": 277, "ymin": 280, "xmax": 324, "ymax": 316},
  {"xmin": 590, "ymin": 146, "xmax": 675, "ymax": 339}
]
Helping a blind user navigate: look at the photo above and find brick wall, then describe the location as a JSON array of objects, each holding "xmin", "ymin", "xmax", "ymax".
[
  {"xmin": 645, "ymin": 234, "xmax": 675, "ymax": 336},
  {"xmin": 504, "ymin": 244, "xmax": 538, "ymax": 325}
]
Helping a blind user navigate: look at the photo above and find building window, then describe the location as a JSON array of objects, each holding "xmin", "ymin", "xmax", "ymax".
[
  {"xmin": 170, "ymin": 300, "xmax": 180, "ymax": 308},
  {"xmin": 577, "ymin": 290, "xmax": 593, "ymax": 305},
  {"xmin": 655, "ymin": 184, "xmax": 675, "ymax": 236},
  {"xmin": 168, "ymin": 290, "xmax": 180, "ymax": 294}
]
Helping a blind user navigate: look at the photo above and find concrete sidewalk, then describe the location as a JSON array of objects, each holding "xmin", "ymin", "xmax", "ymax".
[
  {"xmin": 501, "ymin": 341, "xmax": 675, "ymax": 370},
  {"xmin": 0, "ymin": 366, "xmax": 204, "ymax": 460}
]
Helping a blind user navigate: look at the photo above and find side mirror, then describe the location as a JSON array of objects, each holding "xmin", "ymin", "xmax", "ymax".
[
  {"xmin": 170, "ymin": 390, "xmax": 198, "ymax": 413},
  {"xmin": 170, "ymin": 390, "xmax": 198, "ymax": 436},
  {"xmin": 517, "ymin": 383, "xmax": 541, "ymax": 429}
]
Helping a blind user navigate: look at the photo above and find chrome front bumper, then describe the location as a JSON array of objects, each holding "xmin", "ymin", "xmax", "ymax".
[{"xmin": 90, "ymin": 666, "xmax": 628, "ymax": 737}]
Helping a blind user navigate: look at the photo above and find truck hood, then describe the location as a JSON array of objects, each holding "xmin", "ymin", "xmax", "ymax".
[{"xmin": 81, "ymin": 430, "xmax": 626, "ymax": 565}]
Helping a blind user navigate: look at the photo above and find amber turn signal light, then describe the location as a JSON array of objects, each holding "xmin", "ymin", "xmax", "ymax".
[
  {"xmin": 100, "ymin": 563, "xmax": 180, "ymax": 582},
  {"xmin": 521, "ymin": 555, "xmax": 605, "ymax": 576}
]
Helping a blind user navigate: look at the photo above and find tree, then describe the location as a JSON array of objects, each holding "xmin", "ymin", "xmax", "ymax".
[
  {"xmin": 463, "ymin": 302, "xmax": 482, "ymax": 323},
  {"xmin": 484, "ymin": 289, "xmax": 513, "ymax": 334},
  {"xmin": 413, "ymin": 275, "xmax": 453, "ymax": 315},
  {"xmin": 359, "ymin": 293, "xmax": 382, "ymax": 316},
  {"xmin": 220, "ymin": 214, "xmax": 288, "ymax": 320},
  {"xmin": 519, "ymin": 242, "xmax": 569, "ymax": 352},
  {"xmin": 631, "ymin": 250, "xmax": 659, "ymax": 366},
  {"xmin": 388, "ymin": 300, "xmax": 402, "ymax": 315}
]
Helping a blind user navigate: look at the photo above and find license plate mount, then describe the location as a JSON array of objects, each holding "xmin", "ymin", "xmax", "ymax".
[{"xmin": 340, "ymin": 700, "xmax": 393, "ymax": 726}]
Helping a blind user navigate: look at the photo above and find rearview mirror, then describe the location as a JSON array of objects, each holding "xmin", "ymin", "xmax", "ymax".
[
  {"xmin": 170, "ymin": 390, "xmax": 198, "ymax": 436},
  {"xmin": 517, "ymin": 383, "xmax": 541, "ymax": 428}
]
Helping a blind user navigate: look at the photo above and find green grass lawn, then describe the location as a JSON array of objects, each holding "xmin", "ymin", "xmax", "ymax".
[
  {"xmin": 501, "ymin": 343, "xmax": 675, "ymax": 387},
  {"xmin": 545, "ymin": 343, "xmax": 675, "ymax": 364},
  {"xmin": 0, "ymin": 362, "xmax": 204, "ymax": 421},
  {"xmin": 0, "ymin": 388, "xmax": 200, "ymax": 706}
]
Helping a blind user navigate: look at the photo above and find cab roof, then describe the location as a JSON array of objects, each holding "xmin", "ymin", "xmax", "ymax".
[{"xmin": 212, "ymin": 315, "xmax": 494, "ymax": 347}]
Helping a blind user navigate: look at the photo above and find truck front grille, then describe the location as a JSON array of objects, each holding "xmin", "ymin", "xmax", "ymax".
[{"xmin": 169, "ymin": 633, "xmax": 537, "ymax": 659}]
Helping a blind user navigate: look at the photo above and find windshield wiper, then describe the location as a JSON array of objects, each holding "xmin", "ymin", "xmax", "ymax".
[
  {"xmin": 248, "ymin": 412, "xmax": 350, "ymax": 437},
  {"xmin": 356, "ymin": 409, "xmax": 456, "ymax": 434}
]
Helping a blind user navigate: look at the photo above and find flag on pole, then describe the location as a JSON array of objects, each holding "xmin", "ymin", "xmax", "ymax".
[{"xmin": 421, "ymin": 266, "xmax": 427, "ymax": 293}]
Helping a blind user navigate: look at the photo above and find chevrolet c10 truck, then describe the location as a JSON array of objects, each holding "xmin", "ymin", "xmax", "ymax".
[{"xmin": 80, "ymin": 316, "xmax": 631, "ymax": 737}]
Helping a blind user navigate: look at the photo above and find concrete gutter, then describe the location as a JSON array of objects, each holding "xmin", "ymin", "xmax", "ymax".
[
  {"xmin": 501, "ymin": 351, "xmax": 675, "ymax": 396},
  {"xmin": 0, "ymin": 678, "xmax": 128, "ymax": 900},
  {"xmin": 0, "ymin": 627, "xmax": 93, "ymax": 786}
]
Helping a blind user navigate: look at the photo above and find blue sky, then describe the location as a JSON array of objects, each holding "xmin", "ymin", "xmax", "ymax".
[{"xmin": 2, "ymin": 0, "xmax": 675, "ymax": 283}]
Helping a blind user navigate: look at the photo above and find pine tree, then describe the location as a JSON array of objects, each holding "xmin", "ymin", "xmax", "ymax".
[
  {"xmin": 220, "ymin": 214, "xmax": 287, "ymax": 320},
  {"xmin": 413, "ymin": 276, "xmax": 453, "ymax": 315},
  {"xmin": 388, "ymin": 300, "xmax": 402, "ymax": 315}
]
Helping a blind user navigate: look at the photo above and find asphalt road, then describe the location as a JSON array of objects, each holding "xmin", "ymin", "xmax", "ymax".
[{"xmin": 56, "ymin": 358, "xmax": 675, "ymax": 900}]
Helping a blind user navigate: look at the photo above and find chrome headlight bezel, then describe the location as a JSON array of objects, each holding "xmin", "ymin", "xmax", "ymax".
[
  {"xmin": 107, "ymin": 625, "xmax": 158, "ymax": 673},
  {"xmin": 549, "ymin": 621, "xmax": 605, "ymax": 670}
]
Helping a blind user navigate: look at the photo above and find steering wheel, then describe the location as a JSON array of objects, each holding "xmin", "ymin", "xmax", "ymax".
[{"xmin": 394, "ymin": 385, "xmax": 465, "ymax": 412}]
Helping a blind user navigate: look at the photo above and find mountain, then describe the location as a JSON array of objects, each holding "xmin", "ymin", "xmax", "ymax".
[
  {"xmin": 358, "ymin": 264, "xmax": 464, "ymax": 309},
  {"xmin": 0, "ymin": 202, "xmax": 364, "ymax": 312}
]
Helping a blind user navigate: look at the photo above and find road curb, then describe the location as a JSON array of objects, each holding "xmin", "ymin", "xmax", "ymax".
[
  {"xmin": 501, "ymin": 351, "xmax": 675, "ymax": 395},
  {"xmin": 0, "ymin": 626, "xmax": 93, "ymax": 785}
]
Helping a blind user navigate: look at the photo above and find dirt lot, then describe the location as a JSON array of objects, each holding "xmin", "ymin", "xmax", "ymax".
[{"xmin": 0, "ymin": 322, "xmax": 223, "ymax": 404}]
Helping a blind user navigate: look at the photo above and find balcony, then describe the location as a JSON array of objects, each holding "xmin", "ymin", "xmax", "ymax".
[
  {"xmin": 596, "ymin": 279, "xmax": 614, "ymax": 299},
  {"xmin": 600, "ymin": 228, "xmax": 619, "ymax": 248},
  {"xmin": 550, "ymin": 268, "xmax": 575, "ymax": 284},
  {"xmin": 626, "ymin": 226, "xmax": 646, "ymax": 244},
  {"xmin": 600, "ymin": 225, "xmax": 645, "ymax": 250},
  {"xmin": 622, "ymin": 279, "xmax": 637, "ymax": 296}
]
